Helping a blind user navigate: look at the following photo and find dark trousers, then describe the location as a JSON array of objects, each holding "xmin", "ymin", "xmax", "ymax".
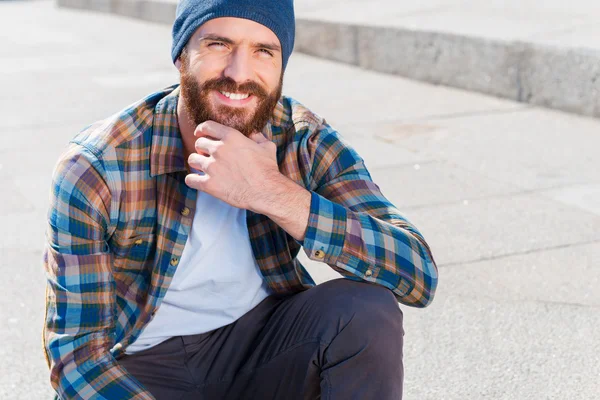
[{"xmin": 118, "ymin": 279, "xmax": 404, "ymax": 399}]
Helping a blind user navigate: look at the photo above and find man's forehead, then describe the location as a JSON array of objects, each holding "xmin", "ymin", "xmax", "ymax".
[{"xmin": 193, "ymin": 17, "xmax": 281, "ymax": 47}]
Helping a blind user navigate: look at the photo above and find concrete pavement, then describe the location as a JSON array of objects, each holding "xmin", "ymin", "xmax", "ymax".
[
  {"xmin": 1, "ymin": 1, "xmax": 599, "ymax": 399},
  {"xmin": 57, "ymin": 0, "xmax": 600, "ymax": 119}
]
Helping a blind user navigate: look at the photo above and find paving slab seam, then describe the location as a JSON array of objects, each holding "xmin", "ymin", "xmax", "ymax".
[
  {"xmin": 439, "ymin": 239, "xmax": 600, "ymax": 268},
  {"xmin": 0, "ymin": 121, "xmax": 90, "ymax": 132},
  {"xmin": 403, "ymin": 105, "xmax": 535, "ymax": 123},
  {"xmin": 367, "ymin": 159, "xmax": 439, "ymax": 172},
  {"xmin": 0, "ymin": 247, "xmax": 44, "ymax": 255},
  {"xmin": 451, "ymin": 291, "xmax": 600, "ymax": 310},
  {"xmin": 534, "ymin": 180, "xmax": 600, "ymax": 189},
  {"xmin": 55, "ymin": 0, "xmax": 600, "ymax": 120},
  {"xmin": 382, "ymin": 186, "xmax": 559, "ymax": 211},
  {"xmin": 394, "ymin": 180, "xmax": 600, "ymax": 211},
  {"xmin": 525, "ymin": 299, "xmax": 600, "ymax": 310},
  {"xmin": 398, "ymin": 195, "xmax": 522, "ymax": 212},
  {"xmin": 360, "ymin": 106, "xmax": 533, "ymax": 131}
]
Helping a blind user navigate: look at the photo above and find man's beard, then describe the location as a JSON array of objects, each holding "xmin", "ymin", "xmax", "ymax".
[{"xmin": 179, "ymin": 57, "xmax": 283, "ymax": 137}]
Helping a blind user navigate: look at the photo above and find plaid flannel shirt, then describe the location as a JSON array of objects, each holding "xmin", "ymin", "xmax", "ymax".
[{"xmin": 43, "ymin": 85, "xmax": 438, "ymax": 399}]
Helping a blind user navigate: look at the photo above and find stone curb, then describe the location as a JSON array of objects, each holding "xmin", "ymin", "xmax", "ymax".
[{"xmin": 57, "ymin": 0, "xmax": 600, "ymax": 119}]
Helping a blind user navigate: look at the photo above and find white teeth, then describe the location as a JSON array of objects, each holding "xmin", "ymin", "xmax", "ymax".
[{"xmin": 220, "ymin": 91, "xmax": 250, "ymax": 100}]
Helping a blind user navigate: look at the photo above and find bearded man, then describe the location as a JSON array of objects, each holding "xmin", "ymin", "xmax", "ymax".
[{"xmin": 43, "ymin": 0, "xmax": 438, "ymax": 399}]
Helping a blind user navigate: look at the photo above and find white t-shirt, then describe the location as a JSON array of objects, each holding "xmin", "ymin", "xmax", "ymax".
[{"xmin": 126, "ymin": 189, "xmax": 271, "ymax": 354}]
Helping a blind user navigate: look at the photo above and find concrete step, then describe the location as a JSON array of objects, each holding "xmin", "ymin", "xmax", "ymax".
[{"xmin": 56, "ymin": 0, "xmax": 600, "ymax": 119}]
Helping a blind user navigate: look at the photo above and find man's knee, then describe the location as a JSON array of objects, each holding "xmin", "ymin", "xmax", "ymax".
[
  {"xmin": 310, "ymin": 278, "xmax": 404, "ymax": 342},
  {"xmin": 315, "ymin": 279, "xmax": 404, "ymax": 395}
]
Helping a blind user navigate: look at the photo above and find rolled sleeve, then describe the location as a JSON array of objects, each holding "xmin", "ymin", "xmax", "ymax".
[
  {"xmin": 302, "ymin": 192, "xmax": 347, "ymax": 263},
  {"xmin": 297, "ymin": 122, "xmax": 438, "ymax": 307}
]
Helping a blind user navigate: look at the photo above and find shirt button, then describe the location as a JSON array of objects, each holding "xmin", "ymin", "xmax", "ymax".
[
  {"xmin": 170, "ymin": 257, "xmax": 179, "ymax": 266},
  {"xmin": 314, "ymin": 250, "xmax": 325, "ymax": 260},
  {"xmin": 365, "ymin": 269, "xmax": 373, "ymax": 277},
  {"xmin": 181, "ymin": 207, "xmax": 190, "ymax": 217},
  {"xmin": 134, "ymin": 239, "xmax": 143, "ymax": 246}
]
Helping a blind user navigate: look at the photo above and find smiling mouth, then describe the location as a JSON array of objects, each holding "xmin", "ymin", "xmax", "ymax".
[{"xmin": 219, "ymin": 91, "xmax": 250, "ymax": 100}]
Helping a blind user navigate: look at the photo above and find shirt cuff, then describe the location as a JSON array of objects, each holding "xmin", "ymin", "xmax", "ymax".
[{"xmin": 302, "ymin": 192, "xmax": 347, "ymax": 263}]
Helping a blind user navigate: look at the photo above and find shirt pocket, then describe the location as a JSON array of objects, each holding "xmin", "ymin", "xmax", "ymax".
[{"xmin": 112, "ymin": 233, "xmax": 156, "ymax": 276}]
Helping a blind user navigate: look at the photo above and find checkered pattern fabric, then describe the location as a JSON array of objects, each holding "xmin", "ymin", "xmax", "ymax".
[{"xmin": 43, "ymin": 85, "xmax": 438, "ymax": 399}]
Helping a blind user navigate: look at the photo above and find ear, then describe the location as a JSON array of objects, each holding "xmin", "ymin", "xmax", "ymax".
[{"xmin": 175, "ymin": 58, "xmax": 182, "ymax": 71}]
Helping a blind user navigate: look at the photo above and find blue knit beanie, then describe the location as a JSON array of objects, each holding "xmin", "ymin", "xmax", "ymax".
[{"xmin": 171, "ymin": 0, "xmax": 295, "ymax": 70}]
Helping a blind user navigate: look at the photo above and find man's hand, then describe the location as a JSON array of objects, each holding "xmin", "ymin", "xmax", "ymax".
[
  {"xmin": 185, "ymin": 121, "xmax": 279, "ymax": 211},
  {"xmin": 185, "ymin": 121, "xmax": 311, "ymax": 240}
]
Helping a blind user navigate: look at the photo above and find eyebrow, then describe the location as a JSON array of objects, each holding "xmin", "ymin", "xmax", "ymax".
[
  {"xmin": 200, "ymin": 34, "xmax": 281, "ymax": 52},
  {"xmin": 200, "ymin": 34, "xmax": 235, "ymax": 45}
]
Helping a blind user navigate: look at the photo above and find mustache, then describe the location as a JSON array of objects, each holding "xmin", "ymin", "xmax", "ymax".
[{"xmin": 200, "ymin": 77, "xmax": 268, "ymax": 99}]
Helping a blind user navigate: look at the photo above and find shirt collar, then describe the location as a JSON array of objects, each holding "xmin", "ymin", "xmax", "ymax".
[{"xmin": 150, "ymin": 85, "xmax": 186, "ymax": 177}]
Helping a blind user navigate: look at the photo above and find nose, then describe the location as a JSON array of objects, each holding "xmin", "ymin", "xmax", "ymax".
[{"xmin": 223, "ymin": 48, "xmax": 253, "ymax": 85}]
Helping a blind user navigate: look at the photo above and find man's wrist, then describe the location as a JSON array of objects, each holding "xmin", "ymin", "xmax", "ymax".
[
  {"xmin": 251, "ymin": 172, "xmax": 301, "ymax": 215},
  {"xmin": 250, "ymin": 173, "xmax": 312, "ymax": 240}
]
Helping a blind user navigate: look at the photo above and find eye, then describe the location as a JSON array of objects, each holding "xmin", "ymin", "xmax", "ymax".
[
  {"xmin": 257, "ymin": 48, "xmax": 274, "ymax": 57},
  {"xmin": 208, "ymin": 41, "xmax": 228, "ymax": 49}
]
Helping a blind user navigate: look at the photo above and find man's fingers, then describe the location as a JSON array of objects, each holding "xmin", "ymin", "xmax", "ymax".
[
  {"xmin": 186, "ymin": 152, "xmax": 213, "ymax": 190},
  {"xmin": 195, "ymin": 121, "xmax": 231, "ymax": 140},
  {"xmin": 184, "ymin": 172, "xmax": 209, "ymax": 189},
  {"xmin": 188, "ymin": 153, "xmax": 213, "ymax": 173},
  {"xmin": 195, "ymin": 137, "xmax": 220, "ymax": 155}
]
